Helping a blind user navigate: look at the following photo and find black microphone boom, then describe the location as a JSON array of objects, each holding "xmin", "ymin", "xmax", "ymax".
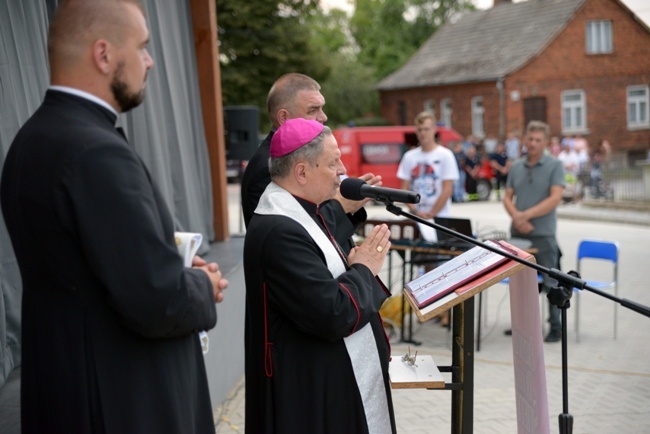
[{"xmin": 340, "ymin": 178, "xmax": 420, "ymax": 204}]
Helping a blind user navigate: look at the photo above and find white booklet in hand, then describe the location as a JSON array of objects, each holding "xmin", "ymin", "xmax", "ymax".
[
  {"xmin": 174, "ymin": 232, "xmax": 209, "ymax": 354},
  {"xmin": 175, "ymin": 232, "xmax": 203, "ymax": 267}
]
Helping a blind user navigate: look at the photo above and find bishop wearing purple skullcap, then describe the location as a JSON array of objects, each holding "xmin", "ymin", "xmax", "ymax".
[
  {"xmin": 269, "ymin": 118, "xmax": 324, "ymax": 158},
  {"xmin": 243, "ymin": 120, "xmax": 397, "ymax": 433}
]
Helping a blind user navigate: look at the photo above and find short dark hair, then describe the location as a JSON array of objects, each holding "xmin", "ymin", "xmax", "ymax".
[
  {"xmin": 266, "ymin": 73, "xmax": 320, "ymax": 127},
  {"xmin": 526, "ymin": 121, "xmax": 550, "ymax": 139},
  {"xmin": 48, "ymin": 0, "xmax": 145, "ymax": 63}
]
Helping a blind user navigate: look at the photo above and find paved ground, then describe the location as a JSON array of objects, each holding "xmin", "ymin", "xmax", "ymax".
[{"xmin": 218, "ymin": 191, "xmax": 650, "ymax": 433}]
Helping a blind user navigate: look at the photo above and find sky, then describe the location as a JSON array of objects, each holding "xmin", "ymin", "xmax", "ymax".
[{"xmin": 321, "ymin": 0, "xmax": 650, "ymax": 26}]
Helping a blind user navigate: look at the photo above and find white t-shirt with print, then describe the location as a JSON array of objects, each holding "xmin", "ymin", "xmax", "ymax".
[{"xmin": 396, "ymin": 145, "xmax": 459, "ymax": 217}]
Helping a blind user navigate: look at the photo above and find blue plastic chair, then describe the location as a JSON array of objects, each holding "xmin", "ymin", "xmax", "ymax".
[{"xmin": 574, "ymin": 239, "xmax": 619, "ymax": 342}]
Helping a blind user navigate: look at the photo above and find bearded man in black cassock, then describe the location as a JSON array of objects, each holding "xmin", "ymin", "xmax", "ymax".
[{"xmin": 243, "ymin": 118, "xmax": 397, "ymax": 434}]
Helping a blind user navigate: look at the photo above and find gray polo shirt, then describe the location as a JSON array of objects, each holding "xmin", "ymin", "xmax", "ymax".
[{"xmin": 506, "ymin": 154, "xmax": 565, "ymax": 237}]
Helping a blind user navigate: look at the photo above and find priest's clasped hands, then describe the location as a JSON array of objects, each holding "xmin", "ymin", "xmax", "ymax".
[
  {"xmin": 348, "ymin": 223, "xmax": 391, "ymax": 276},
  {"xmin": 192, "ymin": 255, "xmax": 229, "ymax": 303}
]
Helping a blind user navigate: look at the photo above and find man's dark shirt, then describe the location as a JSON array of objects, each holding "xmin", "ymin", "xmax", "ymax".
[{"xmin": 241, "ymin": 131, "xmax": 273, "ymax": 227}]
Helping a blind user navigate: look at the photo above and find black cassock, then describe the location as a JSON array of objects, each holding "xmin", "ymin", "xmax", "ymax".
[
  {"xmin": 1, "ymin": 91, "xmax": 217, "ymax": 433},
  {"xmin": 243, "ymin": 185, "xmax": 397, "ymax": 434}
]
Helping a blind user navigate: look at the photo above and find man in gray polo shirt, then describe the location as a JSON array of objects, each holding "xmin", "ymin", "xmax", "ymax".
[{"xmin": 503, "ymin": 121, "xmax": 565, "ymax": 342}]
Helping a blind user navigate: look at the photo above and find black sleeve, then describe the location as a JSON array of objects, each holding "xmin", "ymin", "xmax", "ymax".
[
  {"xmin": 65, "ymin": 142, "xmax": 216, "ymax": 338},
  {"xmin": 241, "ymin": 136, "xmax": 272, "ymax": 227},
  {"xmin": 259, "ymin": 218, "xmax": 388, "ymax": 343}
]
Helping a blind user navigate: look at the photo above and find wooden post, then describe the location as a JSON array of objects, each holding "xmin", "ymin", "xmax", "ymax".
[{"xmin": 189, "ymin": 0, "xmax": 229, "ymax": 241}]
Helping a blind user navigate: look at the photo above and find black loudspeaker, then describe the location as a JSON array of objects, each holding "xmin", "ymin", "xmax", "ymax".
[{"xmin": 224, "ymin": 106, "xmax": 259, "ymax": 161}]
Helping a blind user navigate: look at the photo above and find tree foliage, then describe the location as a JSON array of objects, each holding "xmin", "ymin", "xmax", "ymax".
[
  {"xmin": 320, "ymin": 54, "xmax": 380, "ymax": 128},
  {"xmin": 215, "ymin": 0, "xmax": 475, "ymax": 130},
  {"xmin": 351, "ymin": 0, "xmax": 475, "ymax": 79},
  {"xmin": 306, "ymin": 7, "xmax": 351, "ymax": 55},
  {"xmin": 216, "ymin": 0, "xmax": 328, "ymax": 131},
  {"xmin": 305, "ymin": 7, "xmax": 379, "ymax": 127}
]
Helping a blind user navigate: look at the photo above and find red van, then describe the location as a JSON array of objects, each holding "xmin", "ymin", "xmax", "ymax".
[{"xmin": 334, "ymin": 125, "xmax": 463, "ymax": 189}]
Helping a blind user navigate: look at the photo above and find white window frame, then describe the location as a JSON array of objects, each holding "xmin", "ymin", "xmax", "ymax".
[
  {"xmin": 561, "ymin": 90, "xmax": 587, "ymax": 134},
  {"xmin": 440, "ymin": 98, "xmax": 452, "ymax": 128},
  {"xmin": 471, "ymin": 96, "xmax": 484, "ymax": 138},
  {"xmin": 586, "ymin": 20, "xmax": 612, "ymax": 54},
  {"xmin": 627, "ymin": 85, "xmax": 649, "ymax": 129}
]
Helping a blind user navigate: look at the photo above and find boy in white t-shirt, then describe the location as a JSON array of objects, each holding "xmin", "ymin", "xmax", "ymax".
[
  {"xmin": 397, "ymin": 111, "xmax": 459, "ymax": 221},
  {"xmin": 396, "ymin": 111, "xmax": 459, "ymax": 326}
]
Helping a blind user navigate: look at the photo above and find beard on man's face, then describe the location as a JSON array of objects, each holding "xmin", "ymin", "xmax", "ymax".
[{"xmin": 110, "ymin": 62, "xmax": 145, "ymax": 113}]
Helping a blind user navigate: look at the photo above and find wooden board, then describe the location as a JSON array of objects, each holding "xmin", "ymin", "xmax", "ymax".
[{"xmin": 389, "ymin": 355, "xmax": 445, "ymax": 389}]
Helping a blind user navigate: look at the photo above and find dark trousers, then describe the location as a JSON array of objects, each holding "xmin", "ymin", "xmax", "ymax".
[
  {"xmin": 517, "ymin": 235, "xmax": 563, "ymax": 332},
  {"xmin": 494, "ymin": 173, "xmax": 507, "ymax": 190}
]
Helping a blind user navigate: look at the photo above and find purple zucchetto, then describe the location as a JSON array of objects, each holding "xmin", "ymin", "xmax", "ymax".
[{"xmin": 270, "ymin": 118, "xmax": 324, "ymax": 158}]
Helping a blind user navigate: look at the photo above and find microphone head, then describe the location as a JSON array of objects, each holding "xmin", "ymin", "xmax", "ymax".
[{"xmin": 339, "ymin": 177, "xmax": 366, "ymax": 200}]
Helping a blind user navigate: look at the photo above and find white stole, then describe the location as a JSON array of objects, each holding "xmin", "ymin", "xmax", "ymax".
[{"xmin": 256, "ymin": 182, "xmax": 391, "ymax": 434}]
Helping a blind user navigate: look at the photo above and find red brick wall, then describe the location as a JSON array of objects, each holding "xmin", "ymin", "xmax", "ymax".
[
  {"xmin": 380, "ymin": 81, "xmax": 500, "ymax": 140},
  {"xmin": 379, "ymin": 0, "xmax": 650, "ymax": 158}
]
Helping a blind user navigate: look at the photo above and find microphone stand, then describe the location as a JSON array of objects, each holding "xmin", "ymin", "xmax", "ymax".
[{"xmin": 381, "ymin": 201, "xmax": 650, "ymax": 434}]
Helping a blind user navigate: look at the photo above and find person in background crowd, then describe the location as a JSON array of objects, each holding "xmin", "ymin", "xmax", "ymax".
[
  {"xmin": 462, "ymin": 134, "xmax": 477, "ymax": 152},
  {"xmin": 489, "ymin": 141, "xmax": 511, "ymax": 201},
  {"xmin": 574, "ymin": 134, "xmax": 590, "ymax": 172},
  {"xmin": 505, "ymin": 129, "xmax": 521, "ymax": 160},
  {"xmin": 549, "ymin": 136, "xmax": 562, "ymax": 157},
  {"xmin": 598, "ymin": 139, "xmax": 612, "ymax": 168},
  {"xmin": 483, "ymin": 133, "xmax": 498, "ymax": 154},
  {"xmin": 463, "ymin": 144, "xmax": 481, "ymax": 201},
  {"xmin": 574, "ymin": 134, "xmax": 590, "ymax": 200},
  {"xmin": 452, "ymin": 141, "xmax": 466, "ymax": 202},
  {"xmin": 503, "ymin": 121, "xmax": 565, "ymax": 343},
  {"xmin": 558, "ymin": 139, "xmax": 580, "ymax": 176},
  {"xmin": 397, "ymin": 111, "xmax": 459, "ymax": 326},
  {"xmin": 587, "ymin": 139, "xmax": 614, "ymax": 199},
  {"xmin": 397, "ymin": 111, "xmax": 459, "ymax": 219},
  {"xmin": 558, "ymin": 139, "xmax": 581, "ymax": 202}
]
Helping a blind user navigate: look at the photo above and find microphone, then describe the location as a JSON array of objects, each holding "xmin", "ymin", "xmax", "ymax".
[{"xmin": 340, "ymin": 178, "xmax": 420, "ymax": 204}]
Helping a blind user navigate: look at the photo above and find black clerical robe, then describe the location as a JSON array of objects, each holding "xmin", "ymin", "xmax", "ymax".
[
  {"xmin": 243, "ymin": 183, "xmax": 396, "ymax": 434},
  {"xmin": 1, "ymin": 90, "xmax": 216, "ymax": 433}
]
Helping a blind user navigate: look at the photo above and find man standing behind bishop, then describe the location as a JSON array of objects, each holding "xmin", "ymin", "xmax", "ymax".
[{"xmin": 243, "ymin": 118, "xmax": 397, "ymax": 434}]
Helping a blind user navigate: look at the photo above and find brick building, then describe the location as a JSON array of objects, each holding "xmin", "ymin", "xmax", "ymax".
[{"xmin": 377, "ymin": 0, "xmax": 650, "ymax": 165}]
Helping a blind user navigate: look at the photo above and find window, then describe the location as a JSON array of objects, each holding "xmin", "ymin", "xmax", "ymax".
[
  {"xmin": 627, "ymin": 86, "xmax": 649, "ymax": 128},
  {"xmin": 423, "ymin": 99, "xmax": 434, "ymax": 115},
  {"xmin": 586, "ymin": 20, "xmax": 612, "ymax": 54},
  {"xmin": 562, "ymin": 90, "xmax": 587, "ymax": 133},
  {"xmin": 471, "ymin": 96, "xmax": 484, "ymax": 138},
  {"xmin": 440, "ymin": 98, "xmax": 452, "ymax": 128}
]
